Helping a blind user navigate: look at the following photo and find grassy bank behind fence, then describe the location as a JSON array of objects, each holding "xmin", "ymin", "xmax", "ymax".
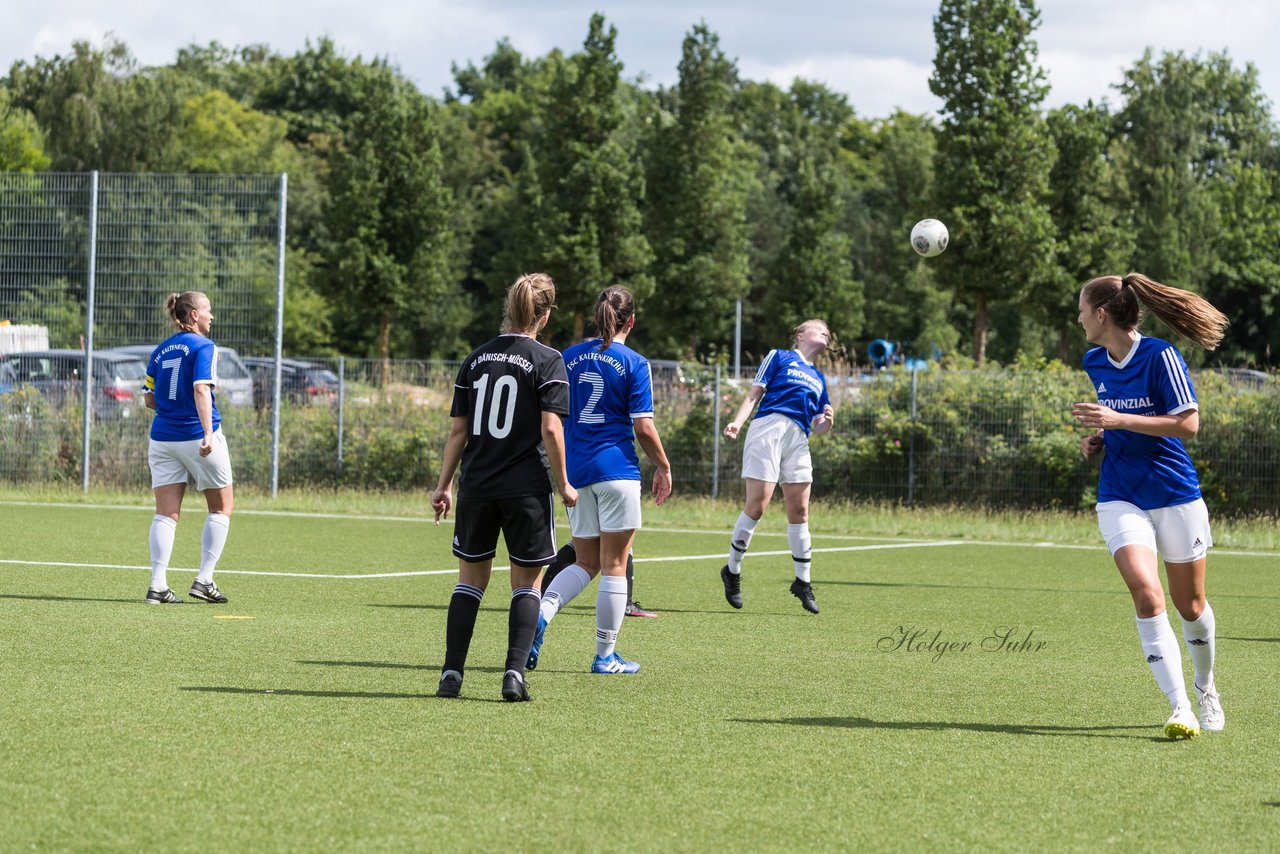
[{"xmin": 2, "ymin": 363, "xmax": 1277, "ymax": 517}]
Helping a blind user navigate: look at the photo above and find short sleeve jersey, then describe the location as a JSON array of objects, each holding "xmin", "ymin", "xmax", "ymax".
[
  {"xmin": 753, "ymin": 349, "xmax": 831, "ymax": 437},
  {"xmin": 451, "ymin": 333, "xmax": 570, "ymax": 500},
  {"xmin": 562, "ymin": 338, "xmax": 654, "ymax": 486},
  {"xmin": 145, "ymin": 332, "xmax": 221, "ymax": 441},
  {"xmin": 1082, "ymin": 335, "xmax": 1202, "ymax": 510}
]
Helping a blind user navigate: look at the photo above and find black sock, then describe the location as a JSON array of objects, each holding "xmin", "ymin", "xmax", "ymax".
[
  {"xmin": 540, "ymin": 542, "xmax": 576, "ymax": 595},
  {"xmin": 505, "ymin": 585, "xmax": 542, "ymax": 674},
  {"xmin": 443, "ymin": 583, "xmax": 484, "ymax": 675},
  {"xmin": 626, "ymin": 551, "xmax": 634, "ymax": 601}
]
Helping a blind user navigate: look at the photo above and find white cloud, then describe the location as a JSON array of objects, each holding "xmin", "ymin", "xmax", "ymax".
[
  {"xmin": 740, "ymin": 53, "xmax": 940, "ymax": 117},
  {"xmin": 2, "ymin": 0, "xmax": 1278, "ymax": 118}
]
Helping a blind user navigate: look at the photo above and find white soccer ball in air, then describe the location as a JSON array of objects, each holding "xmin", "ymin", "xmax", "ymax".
[{"xmin": 910, "ymin": 219, "xmax": 949, "ymax": 258}]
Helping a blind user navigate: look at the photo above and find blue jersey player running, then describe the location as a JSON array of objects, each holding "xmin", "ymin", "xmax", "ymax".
[
  {"xmin": 1072, "ymin": 273, "xmax": 1230, "ymax": 740},
  {"xmin": 528, "ymin": 285, "xmax": 672, "ymax": 675},
  {"xmin": 720, "ymin": 319, "xmax": 835, "ymax": 614},
  {"xmin": 142, "ymin": 291, "xmax": 234, "ymax": 605}
]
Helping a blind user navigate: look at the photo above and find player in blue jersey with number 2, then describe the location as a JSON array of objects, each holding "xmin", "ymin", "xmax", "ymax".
[
  {"xmin": 720, "ymin": 319, "xmax": 835, "ymax": 614},
  {"xmin": 1072, "ymin": 273, "xmax": 1230, "ymax": 740},
  {"xmin": 527, "ymin": 285, "xmax": 672, "ymax": 675},
  {"xmin": 142, "ymin": 291, "xmax": 234, "ymax": 605}
]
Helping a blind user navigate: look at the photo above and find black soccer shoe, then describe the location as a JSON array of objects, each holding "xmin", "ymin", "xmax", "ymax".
[
  {"xmin": 188, "ymin": 580, "xmax": 228, "ymax": 604},
  {"xmin": 721, "ymin": 565, "xmax": 743, "ymax": 609},
  {"xmin": 437, "ymin": 670, "xmax": 463, "ymax": 698},
  {"xmin": 501, "ymin": 669, "xmax": 532, "ymax": 702},
  {"xmin": 145, "ymin": 588, "xmax": 183, "ymax": 605},
  {"xmin": 790, "ymin": 579, "xmax": 819, "ymax": 614}
]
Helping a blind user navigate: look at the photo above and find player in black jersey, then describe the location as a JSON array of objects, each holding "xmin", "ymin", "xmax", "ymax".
[{"xmin": 430, "ymin": 273, "xmax": 578, "ymax": 702}]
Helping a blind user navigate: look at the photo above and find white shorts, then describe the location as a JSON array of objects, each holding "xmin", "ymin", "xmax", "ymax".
[
  {"xmin": 568, "ymin": 479, "xmax": 642, "ymax": 538},
  {"xmin": 1096, "ymin": 498, "xmax": 1212, "ymax": 563},
  {"xmin": 741, "ymin": 413, "xmax": 812, "ymax": 484},
  {"xmin": 149, "ymin": 429, "xmax": 234, "ymax": 492}
]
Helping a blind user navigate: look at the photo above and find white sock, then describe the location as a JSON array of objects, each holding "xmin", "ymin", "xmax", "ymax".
[
  {"xmin": 149, "ymin": 515, "xmax": 177, "ymax": 591},
  {"xmin": 197, "ymin": 513, "xmax": 230, "ymax": 584},
  {"xmin": 1136, "ymin": 612, "xmax": 1189, "ymax": 710},
  {"xmin": 540, "ymin": 564, "xmax": 592, "ymax": 625},
  {"xmin": 787, "ymin": 522, "xmax": 812, "ymax": 583},
  {"xmin": 595, "ymin": 575, "xmax": 627, "ymax": 658},
  {"xmin": 727, "ymin": 512, "xmax": 758, "ymax": 574},
  {"xmin": 1180, "ymin": 601, "xmax": 1217, "ymax": 691}
]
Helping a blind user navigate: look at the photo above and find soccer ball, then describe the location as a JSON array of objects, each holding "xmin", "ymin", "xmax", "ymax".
[{"xmin": 910, "ymin": 219, "xmax": 949, "ymax": 257}]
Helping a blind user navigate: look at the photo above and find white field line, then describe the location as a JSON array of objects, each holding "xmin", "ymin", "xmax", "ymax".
[
  {"xmin": 0, "ymin": 541, "xmax": 962, "ymax": 579},
  {"xmin": 3, "ymin": 538, "xmax": 1274, "ymax": 580},
  {"xmin": 6, "ymin": 501, "xmax": 1276, "ymax": 556}
]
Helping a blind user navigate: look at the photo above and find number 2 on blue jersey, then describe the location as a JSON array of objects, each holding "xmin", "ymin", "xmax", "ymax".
[{"xmin": 576, "ymin": 371, "xmax": 605, "ymax": 424}]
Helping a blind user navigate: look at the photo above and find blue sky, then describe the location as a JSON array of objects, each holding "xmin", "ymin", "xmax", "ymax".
[{"xmin": 6, "ymin": 0, "xmax": 1278, "ymax": 119}]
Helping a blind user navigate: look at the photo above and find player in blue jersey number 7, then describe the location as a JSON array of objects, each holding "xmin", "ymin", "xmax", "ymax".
[
  {"xmin": 720, "ymin": 319, "xmax": 835, "ymax": 614},
  {"xmin": 1072, "ymin": 273, "xmax": 1230, "ymax": 740},
  {"xmin": 142, "ymin": 291, "xmax": 234, "ymax": 605}
]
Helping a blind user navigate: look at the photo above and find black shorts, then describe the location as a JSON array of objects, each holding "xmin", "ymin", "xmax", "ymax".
[{"xmin": 452, "ymin": 492, "xmax": 558, "ymax": 567}]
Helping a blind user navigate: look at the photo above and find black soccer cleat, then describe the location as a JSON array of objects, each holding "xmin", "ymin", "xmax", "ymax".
[
  {"xmin": 145, "ymin": 588, "xmax": 183, "ymax": 604},
  {"xmin": 721, "ymin": 565, "xmax": 743, "ymax": 609},
  {"xmin": 437, "ymin": 670, "xmax": 463, "ymax": 698},
  {"xmin": 188, "ymin": 580, "xmax": 228, "ymax": 604},
  {"xmin": 501, "ymin": 669, "xmax": 532, "ymax": 702},
  {"xmin": 790, "ymin": 579, "xmax": 819, "ymax": 614}
]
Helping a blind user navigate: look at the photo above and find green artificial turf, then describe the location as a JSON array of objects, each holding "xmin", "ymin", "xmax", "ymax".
[{"xmin": 1, "ymin": 496, "xmax": 1277, "ymax": 851}]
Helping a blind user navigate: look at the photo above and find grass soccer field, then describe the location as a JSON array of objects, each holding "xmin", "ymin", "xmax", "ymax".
[{"xmin": 1, "ymin": 494, "xmax": 1277, "ymax": 851}]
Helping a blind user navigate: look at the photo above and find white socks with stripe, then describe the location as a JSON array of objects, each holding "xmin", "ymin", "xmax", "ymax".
[
  {"xmin": 595, "ymin": 575, "xmax": 628, "ymax": 658},
  {"xmin": 540, "ymin": 564, "xmax": 592, "ymax": 626},
  {"xmin": 1180, "ymin": 601, "xmax": 1217, "ymax": 691},
  {"xmin": 148, "ymin": 515, "xmax": 177, "ymax": 591},
  {"xmin": 727, "ymin": 512, "xmax": 758, "ymax": 574},
  {"xmin": 787, "ymin": 522, "xmax": 812, "ymax": 583},
  {"xmin": 198, "ymin": 513, "xmax": 230, "ymax": 584},
  {"xmin": 1136, "ymin": 612, "xmax": 1189, "ymax": 710}
]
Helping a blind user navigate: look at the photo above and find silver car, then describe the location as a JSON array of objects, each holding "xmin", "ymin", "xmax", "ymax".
[{"xmin": 104, "ymin": 344, "xmax": 255, "ymax": 407}]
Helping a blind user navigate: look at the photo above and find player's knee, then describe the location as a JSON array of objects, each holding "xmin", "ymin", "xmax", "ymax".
[
  {"xmin": 1174, "ymin": 592, "xmax": 1205, "ymax": 622},
  {"xmin": 1132, "ymin": 592, "xmax": 1164, "ymax": 618}
]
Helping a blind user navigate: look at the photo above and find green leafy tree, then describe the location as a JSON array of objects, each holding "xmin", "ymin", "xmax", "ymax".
[
  {"xmin": 764, "ymin": 156, "xmax": 862, "ymax": 346},
  {"xmin": 929, "ymin": 0, "xmax": 1057, "ymax": 364},
  {"xmin": 853, "ymin": 110, "xmax": 959, "ymax": 362},
  {"xmin": 513, "ymin": 14, "xmax": 652, "ymax": 342},
  {"xmin": 1042, "ymin": 102, "xmax": 1134, "ymax": 362},
  {"xmin": 6, "ymin": 37, "xmax": 198, "ymax": 171},
  {"xmin": 643, "ymin": 23, "xmax": 754, "ymax": 356},
  {"xmin": 0, "ymin": 87, "xmax": 50, "ymax": 171},
  {"xmin": 1113, "ymin": 51, "xmax": 1280, "ymax": 364},
  {"xmin": 164, "ymin": 89, "xmax": 298, "ymax": 174},
  {"xmin": 322, "ymin": 73, "xmax": 461, "ymax": 363}
]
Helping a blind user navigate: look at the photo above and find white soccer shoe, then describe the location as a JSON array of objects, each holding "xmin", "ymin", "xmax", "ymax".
[
  {"xmin": 1195, "ymin": 683, "xmax": 1225, "ymax": 732},
  {"xmin": 1164, "ymin": 703, "xmax": 1201, "ymax": 740}
]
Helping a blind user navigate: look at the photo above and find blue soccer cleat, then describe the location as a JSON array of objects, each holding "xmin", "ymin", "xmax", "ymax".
[
  {"xmin": 527, "ymin": 615, "xmax": 547, "ymax": 670},
  {"xmin": 591, "ymin": 652, "xmax": 641, "ymax": 674}
]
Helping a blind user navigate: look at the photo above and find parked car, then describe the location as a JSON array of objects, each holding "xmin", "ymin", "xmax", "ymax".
[
  {"xmin": 104, "ymin": 344, "xmax": 255, "ymax": 407},
  {"xmin": 1205, "ymin": 368, "xmax": 1273, "ymax": 390},
  {"xmin": 2, "ymin": 349, "xmax": 148, "ymax": 420},
  {"xmin": 241, "ymin": 357, "xmax": 340, "ymax": 406}
]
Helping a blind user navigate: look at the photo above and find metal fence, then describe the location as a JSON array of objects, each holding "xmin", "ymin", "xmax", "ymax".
[
  {"xmin": 3, "ymin": 355, "xmax": 1276, "ymax": 517},
  {"xmin": 0, "ymin": 171, "xmax": 287, "ymax": 490}
]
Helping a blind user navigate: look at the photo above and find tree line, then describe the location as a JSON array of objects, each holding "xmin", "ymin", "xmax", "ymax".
[{"xmin": 2, "ymin": 1, "xmax": 1277, "ymax": 368}]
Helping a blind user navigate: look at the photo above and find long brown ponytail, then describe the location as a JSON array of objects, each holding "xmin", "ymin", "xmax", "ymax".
[
  {"xmin": 594, "ymin": 285, "xmax": 635, "ymax": 351},
  {"xmin": 1080, "ymin": 273, "xmax": 1229, "ymax": 350}
]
